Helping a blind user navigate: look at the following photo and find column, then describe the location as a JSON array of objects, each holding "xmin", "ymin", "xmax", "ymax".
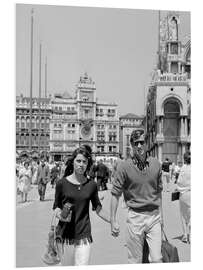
[
  {"xmin": 161, "ymin": 116, "xmax": 164, "ymax": 135},
  {"xmin": 181, "ymin": 117, "xmax": 184, "ymax": 137},
  {"xmin": 105, "ymin": 123, "xmax": 108, "ymax": 153},
  {"xmin": 182, "ymin": 144, "xmax": 186, "ymax": 157},
  {"xmin": 159, "ymin": 117, "xmax": 161, "ymax": 135},
  {"xmin": 185, "ymin": 118, "xmax": 188, "ymax": 136},
  {"xmin": 158, "ymin": 144, "xmax": 162, "ymax": 163},
  {"xmin": 178, "ymin": 62, "xmax": 181, "ymax": 73},
  {"xmin": 182, "ymin": 117, "xmax": 185, "ymax": 136},
  {"xmin": 178, "ymin": 43, "xmax": 181, "ymax": 55}
]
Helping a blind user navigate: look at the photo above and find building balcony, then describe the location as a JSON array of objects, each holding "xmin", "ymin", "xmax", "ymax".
[
  {"xmin": 97, "ymin": 139, "xmax": 105, "ymax": 143},
  {"xmin": 156, "ymin": 73, "xmax": 188, "ymax": 83},
  {"xmin": 107, "ymin": 113, "xmax": 116, "ymax": 117},
  {"xmin": 167, "ymin": 54, "xmax": 181, "ymax": 62},
  {"xmin": 53, "ymin": 110, "xmax": 77, "ymax": 115}
]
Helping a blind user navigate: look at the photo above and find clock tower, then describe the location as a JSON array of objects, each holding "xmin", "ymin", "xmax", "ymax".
[{"xmin": 76, "ymin": 72, "xmax": 96, "ymax": 145}]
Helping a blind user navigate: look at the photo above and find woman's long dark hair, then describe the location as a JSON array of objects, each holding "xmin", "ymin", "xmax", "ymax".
[{"xmin": 63, "ymin": 146, "xmax": 93, "ymax": 177}]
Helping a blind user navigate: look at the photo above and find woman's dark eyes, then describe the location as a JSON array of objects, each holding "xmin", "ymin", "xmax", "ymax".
[{"xmin": 76, "ymin": 160, "xmax": 87, "ymax": 163}]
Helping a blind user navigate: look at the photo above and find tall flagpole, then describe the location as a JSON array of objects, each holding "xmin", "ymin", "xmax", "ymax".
[
  {"xmin": 38, "ymin": 43, "xmax": 42, "ymax": 152},
  {"xmin": 45, "ymin": 56, "xmax": 47, "ymax": 98},
  {"xmin": 29, "ymin": 9, "xmax": 34, "ymax": 153},
  {"xmin": 157, "ymin": 10, "xmax": 161, "ymax": 70}
]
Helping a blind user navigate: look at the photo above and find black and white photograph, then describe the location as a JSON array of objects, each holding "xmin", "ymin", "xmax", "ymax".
[{"xmin": 14, "ymin": 1, "xmax": 192, "ymax": 268}]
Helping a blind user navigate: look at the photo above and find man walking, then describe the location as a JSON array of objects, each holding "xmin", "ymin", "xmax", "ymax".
[
  {"xmin": 37, "ymin": 158, "xmax": 50, "ymax": 201},
  {"xmin": 95, "ymin": 160, "xmax": 110, "ymax": 191},
  {"xmin": 162, "ymin": 158, "xmax": 171, "ymax": 192},
  {"xmin": 50, "ymin": 162, "xmax": 61, "ymax": 188},
  {"xmin": 110, "ymin": 129, "xmax": 163, "ymax": 263}
]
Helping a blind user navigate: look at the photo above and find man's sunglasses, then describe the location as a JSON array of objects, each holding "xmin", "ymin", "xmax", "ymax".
[{"xmin": 132, "ymin": 141, "xmax": 145, "ymax": 146}]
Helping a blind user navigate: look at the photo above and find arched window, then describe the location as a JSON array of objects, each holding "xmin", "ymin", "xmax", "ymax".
[
  {"xmin": 25, "ymin": 117, "xmax": 30, "ymax": 128},
  {"xmin": 163, "ymin": 99, "xmax": 180, "ymax": 137},
  {"xmin": 41, "ymin": 117, "xmax": 45, "ymax": 129},
  {"xmin": 32, "ymin": 116, "xmax": 35, "ymax": 128}
]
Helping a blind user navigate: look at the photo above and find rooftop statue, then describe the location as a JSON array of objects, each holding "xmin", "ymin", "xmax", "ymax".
[{"xmin": 169, "ymin": 16, "xmax": 178, "ymax": 41}]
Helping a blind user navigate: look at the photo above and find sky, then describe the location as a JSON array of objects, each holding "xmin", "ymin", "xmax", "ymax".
[{"xmin": 16, "ymin": 4, "xmax": 190, "ymax": 116}]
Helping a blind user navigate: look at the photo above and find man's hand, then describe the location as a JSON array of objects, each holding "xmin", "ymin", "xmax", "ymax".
[{"xmin": 111, "ymin": 220, "xmax": 120, "ymax": 237}]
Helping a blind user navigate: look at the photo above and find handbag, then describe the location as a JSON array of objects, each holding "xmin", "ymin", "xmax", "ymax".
[
  {"xmin": 142, "ymin": 197, "xmax": 180, "ymax": 264},
  {"xmin": 42, "ymin": 212, "xmax": 61, "ymax": 265},
  {"xmin": 171, "ymin": 191, "xmax": 180, "ymax": 201},
  {"xmin": 161, "ymin": 229, "xmax": 179, "ymax": 262},
  {"xmin": 142, "ymin": 228, "xmax": 179, "ymax": 263}
]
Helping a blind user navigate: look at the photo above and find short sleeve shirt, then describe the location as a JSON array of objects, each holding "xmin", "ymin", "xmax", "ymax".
[{"xmin": 53, "ymin": 177, "xmax": 102, "ymax": 242}]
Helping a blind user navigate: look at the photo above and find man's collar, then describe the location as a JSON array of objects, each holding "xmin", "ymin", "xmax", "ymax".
[{"xmin": 131, "ymin": 155, "xmax": 149, "ymax": 166}]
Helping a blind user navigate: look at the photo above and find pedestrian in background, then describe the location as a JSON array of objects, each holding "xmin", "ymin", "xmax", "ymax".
[
  {"xmin": 53, "ymin": 146, "xmax": 110, "ymax": 266},
  {"xmin": 173, "ymin": 160, "xmax": 183, "ymax": 184},
  {"xmin": 162, "ymin": 157, "xmax": 171, "ymax": 192},
  {"xmin": 110, "ymin": 129, "xmax": 163, "ymax": 263},
  {"xmin": 176, "ymin": 151, "xmax": 191, "ymax": 243},
  {"xmin": 50, "ymin": 162, "xmax": 61, "ymax": 188},
  {"xmin": 60, "ymin": 161, "xmax": 66, "ymax": 178},
  {"xmin": 37, "ymin": 158, "xmax": 50, "ymax": 201},
  {"xmin": 18, "ymin": 161, "xmax": 32, "ymax": 203},
  {"xmin": 30, "ymin": 159, "xmax": 39, "ymax": 185},
  {"xmin": 95, "ymin": 160, "xmax": 110, "ymax": 191}
]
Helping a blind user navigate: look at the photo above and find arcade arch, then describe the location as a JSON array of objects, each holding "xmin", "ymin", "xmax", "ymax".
[{"xmin": 162, "ymin": 98, "xmax": 181, "ymax": 163}]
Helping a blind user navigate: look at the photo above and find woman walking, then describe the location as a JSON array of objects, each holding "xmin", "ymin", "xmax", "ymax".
[
  {"xmin": 176, "ymin": 151, "xmax": 191, "ymax": 243},
  {"xmin": 53, "ymin": 146, "xmax": 110, "ymax": 266},
  {"xmin": 18, "ymin": 161, "xmax": 32, "ymax": 203}
]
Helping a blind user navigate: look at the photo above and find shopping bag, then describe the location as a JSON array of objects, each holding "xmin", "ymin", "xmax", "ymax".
[
  {"xmin": 42, "ymin": 213, "xmax": 61, "ymax": 265},
  {"xmin": 171, "ymin": 191, "xmax": 180, "ymax": 201}
]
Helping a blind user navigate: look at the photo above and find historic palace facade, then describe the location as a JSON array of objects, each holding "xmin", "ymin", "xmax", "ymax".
[
  {"xmin": 16, "ymin": 73, "xmax": 145, "ymax": 161},
  {"xmin": 16, "ymin": 95, "xmax": 52, "ymax": 158},
  {"xmin": 49, "ymin": 73, "xmax": 119, "ymax": 161},
  {"xmin": 145, "ymin": 12, "xmax": 191, "ymax": 163},
  {"xmin": 119, "ymin": 113, "xmax": 145, "ymax": 159}
]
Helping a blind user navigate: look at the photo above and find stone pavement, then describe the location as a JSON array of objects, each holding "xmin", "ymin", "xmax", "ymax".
[
  {"xmin": 16, "ymin": 183, "xmax": 54, "ymax": 209},
  {"xmin": 16, "ymin": 182, "xmax": 190, "ymax": 267}
]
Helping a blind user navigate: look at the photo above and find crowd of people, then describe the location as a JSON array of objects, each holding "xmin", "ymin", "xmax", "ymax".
[
  {"xmin": 16, "ymin": 130, "xmax": 191, "ymax": 266},
  {"xmin": 16, "ymin": 158, "xmax": 67, "ymax": 203}
]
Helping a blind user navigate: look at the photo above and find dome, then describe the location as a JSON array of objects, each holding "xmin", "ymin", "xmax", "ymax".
[{"xmin": 62, "ymin": 92, "xmax": 72, "ymax": 99}]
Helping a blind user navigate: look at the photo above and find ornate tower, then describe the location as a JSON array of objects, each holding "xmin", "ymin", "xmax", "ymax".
[
  {"xmin": 159, "ymin": 12, "xmax": 181, "ymax": 74},
  {"xmin": 76, "ymin": 72, "xmax": 96, "ymax": 143},
  {"xmin": 166, "ymin": 12, "xmax": 181, "ymax": 74}
]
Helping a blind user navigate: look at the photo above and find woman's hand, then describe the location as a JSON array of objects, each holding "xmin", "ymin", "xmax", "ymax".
[{"xmin": 55, "ymin": 208, "xmax": 72, "ymax": 222}]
